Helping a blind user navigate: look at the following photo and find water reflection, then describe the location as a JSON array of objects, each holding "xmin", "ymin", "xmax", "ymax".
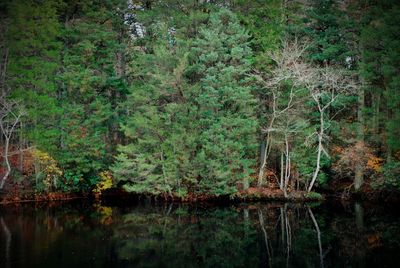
[
  {"xmin": 0, "ymin": 201, "xmax": 399, "ymax": 267},
  {"xmin": 0, "ymin": 217, "xmax": 11, "ymax": 268}
]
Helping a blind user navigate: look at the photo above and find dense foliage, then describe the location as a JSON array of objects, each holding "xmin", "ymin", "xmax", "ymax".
[{"xmin": 0, "ymin": 0, "xmax": 399, "ymax": 197}]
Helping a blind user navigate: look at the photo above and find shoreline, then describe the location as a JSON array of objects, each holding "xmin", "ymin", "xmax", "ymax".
[
  {"xmin": 0, "ymin": 191, "xmax": 89, "ymax": 205},
  {"xmin": 0, "ymin": 188, "xmax": 322, "ymax": 205},
  {"xmin": 2, "ymin": 187, "xmax": 399, "ymax": 205}
]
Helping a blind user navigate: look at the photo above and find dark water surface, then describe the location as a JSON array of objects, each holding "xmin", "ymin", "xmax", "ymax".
[{"xmin": 0, "ymin": 200, "xmax": 399, "ymax": 268}]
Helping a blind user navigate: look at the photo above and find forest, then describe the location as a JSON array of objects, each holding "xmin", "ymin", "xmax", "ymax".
[{"xmin": 0, "ymin": 0, "xmax": 399, "ymax": 201}]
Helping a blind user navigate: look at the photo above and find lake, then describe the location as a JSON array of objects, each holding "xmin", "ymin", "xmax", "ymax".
[{"xmin": 0, "ymin": 199, "xmax": 399, "ymax": 267}]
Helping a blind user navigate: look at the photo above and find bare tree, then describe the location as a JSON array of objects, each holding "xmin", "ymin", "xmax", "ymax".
[
  {"xmin": 255, "ymin": 76, "xmax": 295, "ymax": 188},
  {"xmin": 276, "ymin": 41, "xmax": 358, "ymax": 193},
  {"xmin": 254, "ymin": 40, "xmax": 305, "ymax": 188},
  {"xmin": 256, "ymin": 40, "xmax": 358, "ymax": 193},
  {"xmin": 282, "ymin": 133, "xmax": 291, "ymax": 197},
  {"xmin": 300, "ymin": 67, "xmax": 358, "ymax": 192},
  {"xmin": 0, "ymin": 96, "xmax": 24, "ymax": 189}
]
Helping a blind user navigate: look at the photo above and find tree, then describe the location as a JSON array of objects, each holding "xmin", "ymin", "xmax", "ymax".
[
  {"xmin": 6, "ymin": 0, "xmax": 62, "ymax": 154},
  {"xmin": 254, "ymin": 40, "xmax": 304, "ymax": 188},
  {"xmin": 188, "ymin": 9, "xmax": 258, "ymax": 194},
  {"xmin": 0, "ymin": 96, "xmax": 24, "ymax": 189},
  {"xmin": 304, "ymin": 0, "xmax": 350, "ymax": 66},
  {"xmin": 57, "ymin": 0, "xmax": 128, "ymax": 183},
  {"xmin": 358, "ymin": 2, "xmax": 400, "ymax": 191},
  {"xmin": 114, "ymin": 9, "xmax": 258, "ymax": 196},
  {"xmin": 113, "ymin": 21, "xmax": 194, "ymax": 196},
  {"xmin": 289, "ymin": 51, "xmax": 358, "ymax": 192},
  {"xmin": 257, "ymin": 40, "xmax": 358, "ymax": 193}
]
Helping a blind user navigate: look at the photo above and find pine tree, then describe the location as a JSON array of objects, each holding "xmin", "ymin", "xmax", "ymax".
[
  {"xmin": 187, "ymin": 9, "xmax": 258, "ymax": 194},
  {"xmin": 6, "ymin": 0, "xmax": 62, "ymax": 153},
  {"xmin": 360, "ymin": 2, "xmax": 400, "ymax": 188},
  {"xmin": 113, "ymin": 24, "xmax": 194, "ymax": 196},
  {"xmin": 304, "ymin": 0, "xmax": 350, "ymax": 66},
  {"xmin": 114, "ymin": 9, "xmax": 258, "ymax": 196},
  {"xmin": 56, "ymin": 0, "xmax": 128, "ymax": 185}
]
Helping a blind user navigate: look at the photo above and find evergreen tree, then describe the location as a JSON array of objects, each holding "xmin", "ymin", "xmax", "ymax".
[
  {"xmin": 6, "ymin": 0, "xmax": 62, "ymax": 153},
  {"xmin": 304, "ymin": 0, "xmax": 350, "ymax": 66},
  {"xmin": 113, "ymin": 20, "xmax": 195, "ymax": 196},
  {"xmin": 188, "ymin": 9, "xmax": 258, "ymax": 194},
  {"xmin": 58, "ymin": 0, "xmax": 128, "ymax": 183},
  {"xmin": 360, "ymin": 1, "xmax": 400, "ymax": 188},
  {"xmin": 114, "ymin": 9, "xmax": 257, "ymax": 196}
]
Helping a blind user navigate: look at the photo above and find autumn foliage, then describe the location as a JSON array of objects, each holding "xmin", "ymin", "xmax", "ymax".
[{"xmin": 333, "ymin": 142, "xmax": 383, "ymax": 178}]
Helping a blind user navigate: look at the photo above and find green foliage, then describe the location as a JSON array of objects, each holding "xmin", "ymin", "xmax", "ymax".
[
  {"xmin": 63, "ymin": 171, "xmax": 84, "ymax": 192},
  {"xmin": 113, "ymin": 9, "xmax": 257, "ymax": 196},
  {"xmin": 113, "ymin": 21, "xmax": 196, "ymax": 195},
  {"xmin": 188, "ymin": 9, "xmax": 258, "ymax": 194},
  {"xmin": 292, "ymin": 144, "xmax": 330, "ymax": 188},
  {"xmin": 373, "ymin": 161, "xmax": 400, "ymax": 190},
  {"xmin": 56, "ymin": 0, "xmax": 128, "ymax": 180},
  {"xmin": 360, "ymin": 2, "xmax": 400, "ymax": 157},
  {"xmin": 31, "ymin": 149, "xmax": 63, "ymax": 192},
  {"xmin": 6, "ymin": 0, "xmax": 62, "ymax": 153},
  {"xmin": 232, "ymin": 0, "xmax": 284, "ymax": 70},
  {"xmin": 305, "ymin": 191, "xmax": 323, "ymax": 200},
  {"xmin": 93, "ymin": 171, "xmax": 113, "ymax": 195},
  {"xmin": 303, "ymin": 0, "xmax": 351, "ymax": 66}
]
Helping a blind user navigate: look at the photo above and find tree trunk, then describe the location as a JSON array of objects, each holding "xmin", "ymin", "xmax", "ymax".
[
  {"xmin": 354, "ymin": 165, "xmax": 363, "ymax": 191},
  {"xmin": 258, "ymin": 138, "xmax": 267, "ymax": 187},
  {"xmin": 160, "ymin": 150, "xmax": 172, "ymax": 197},
  {"xmin": 354, "ymin": 202, "xmax": 364, "ymax": 230},
  {"xmin": 283, "ymin": 135, "xmax": 290, "ymax": 198},
  {"xmin": 258, "ymin": 125, "xmax": 274, "ymax": 187},
  {"xmin": 280, "ymin": 151, "xmax": 284, "ymax": 190},
  {"xmin": 308, "ymin": 111, "xmax": 324, "ymax": 193},
  {"xmin": 19, "ymin": 122, "xmax": 23, "ymax": 172},
  {"xmin": 258, "ymin": 99, "xmax": 278, "ymax": 188},
  {"xmin": 374, "ymin": 93, "xmax": 380, "ymax": 135},
  {"xmin": 354, "ymin": 85, "xmax": 365, "ymax": 191},
  {"xmin": 0, "ymin": 137, "xmax": 10, "ymax": 189}
]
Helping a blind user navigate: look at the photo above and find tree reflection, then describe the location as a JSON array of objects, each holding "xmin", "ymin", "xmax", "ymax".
[
  {"xmin": 0, "ymin": 217, "xmax": 11, "ymax": 268},
  {"xmin": 112, "ymin": 204, "xmax": 259, "ymax": 267},
  {"xmin": 0, "ymin": 201, "xmax": 400, "ymax": 267},
  {"xmin": 112, "ymin": 203, "xmax": 331, "ymax": 268},
  {"xmin": 308, "ymin": 207, "xmax": 324, "ymax": 268}
]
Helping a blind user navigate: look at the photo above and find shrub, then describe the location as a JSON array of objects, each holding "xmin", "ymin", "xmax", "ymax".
[
  {"xmin": 305, "ymin": 191, "xmax": 323, "ymax": 200},
  {"xmin": 93, "ymin": 171, "xmax": 113, "ymax": 195},
  {"xmin": 373, "ymin": 161, "xmax": 400, "ymax": 190},
  {"xmin": 31, "ymin": 149, "xmax": 63, "ymax": 192}
]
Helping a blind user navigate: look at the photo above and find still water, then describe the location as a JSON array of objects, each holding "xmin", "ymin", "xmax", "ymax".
[{"xmin": 0, "ymin": 200, "xmax": 399, "ymax": 268}]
